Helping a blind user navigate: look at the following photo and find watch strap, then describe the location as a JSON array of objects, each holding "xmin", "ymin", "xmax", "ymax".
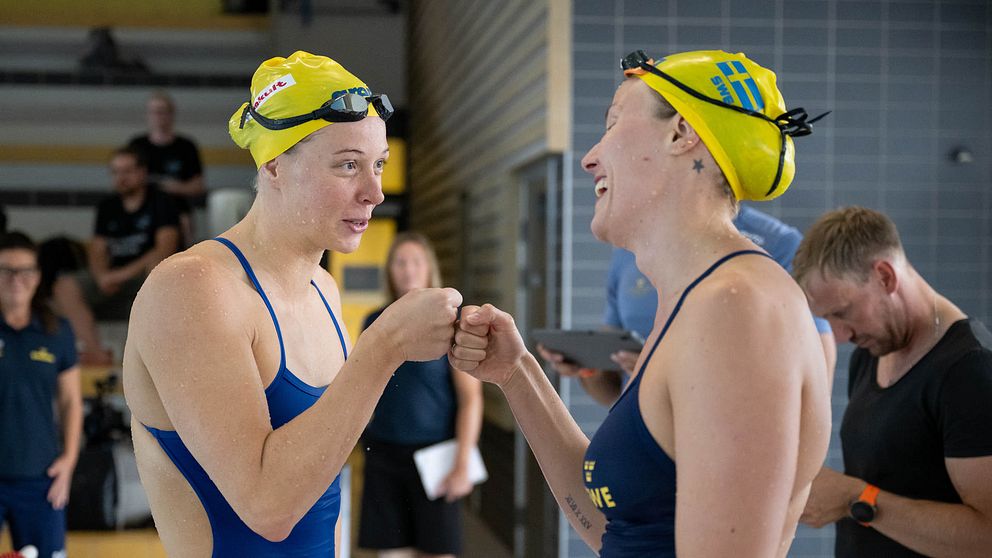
[
  {"xmin": 853, "ymin": 483, "xmax": 880, "ymax": 526},
  {"xmin": 858, "ymin": 483, "xmax": 880, "ymax": 506}
]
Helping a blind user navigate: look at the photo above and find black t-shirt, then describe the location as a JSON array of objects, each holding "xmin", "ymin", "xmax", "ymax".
[
  {"xmin": 128, "ymin": 135, "xmax": 203, "ymax": 214},
  {"xmin": 836, "ymin": 318, "xmax": 992, "ymax": 557},
  {"xmin": 360, "ymin": 308, "xmax": 456, "ymax": 445},
  {"xmin": 95, "ymin": 187, "xmax": 180, "ymax": 268}
]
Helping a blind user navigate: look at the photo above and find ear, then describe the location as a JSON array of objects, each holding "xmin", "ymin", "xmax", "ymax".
[
  {"xmin": 669, "ymin": 114, "xmax": 701, "ymax": 155},
  {"xmin": 260, "ymin": 158, "xmax": 281, "ymax": 188},
  {"xmin": 873, "ymin": 259, "xmax": 898, "ymax": 294}
]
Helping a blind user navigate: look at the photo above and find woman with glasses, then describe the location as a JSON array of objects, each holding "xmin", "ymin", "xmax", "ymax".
[
  {"xmin": 450, "ymin": 50, "xmax": 831, "ymax": 557},
  {"xmin": 0, "ymin": 232, "xmax": 82, "ymax": 558},
  {"xmin": 124, "ymin": 52, "xmax": 461, "ymax": 557}
]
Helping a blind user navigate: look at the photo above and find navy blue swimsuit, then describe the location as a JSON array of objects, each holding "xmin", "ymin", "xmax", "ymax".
[
  {"xmin": 143, "ymin": 237, "xmax": 349, "ymax": 557},
  {"xmin": 583, "ymin": 250, "xmax": 770, "ymax": 557}
]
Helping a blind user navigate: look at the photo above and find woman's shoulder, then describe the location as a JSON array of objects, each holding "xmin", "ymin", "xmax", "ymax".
[
  {"xmin": 134, "ymin": 245, "xmax": 251, "ymax": 320},
  {"xmin": 686, "ymin": 255, "xmax": 811, "ymax": 337},
  {"xmin": 128, "ymin": 246, "xmax": 264, "ymax": 360},
  {"xmin": 146, "ymin": 245, "xmax": 231, "ymax": 287}
]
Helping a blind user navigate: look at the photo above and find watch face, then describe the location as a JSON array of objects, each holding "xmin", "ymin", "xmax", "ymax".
[{"xmin": 850, "ymin": 501, "xmax": 876, "ymax": 523}]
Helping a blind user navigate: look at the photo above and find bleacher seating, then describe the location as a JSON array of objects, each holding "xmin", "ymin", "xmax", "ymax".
[{"xmin": 0, "ymin": 23, "xmax": 265, "ymax": 241}]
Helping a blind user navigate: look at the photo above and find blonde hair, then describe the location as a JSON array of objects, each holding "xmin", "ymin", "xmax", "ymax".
[
  {"xmin": 793, "ymin": 206, "xmax": 904, "ymax": 286},
  {"xmin": 385, "ymin": 231, "xmax": 442, "ymax": 302}
]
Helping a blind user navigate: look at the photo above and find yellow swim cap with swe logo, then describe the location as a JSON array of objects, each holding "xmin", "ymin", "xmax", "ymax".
[
  {"xmin": 624, "ymin": 50, "xmax": 816, "ymax": 201},
  {"xmin": 229, "ymin": 51, "xmax": 382, "ymax": 168}
]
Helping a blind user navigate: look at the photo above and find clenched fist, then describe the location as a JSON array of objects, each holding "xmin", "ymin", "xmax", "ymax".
[
  {"xmin": 449, "ymin": 304, "xmax": 529, "ymax": 387},
  {"xmin": 371, "ymin": 287, "xmax": 462, "ymax": 362}
]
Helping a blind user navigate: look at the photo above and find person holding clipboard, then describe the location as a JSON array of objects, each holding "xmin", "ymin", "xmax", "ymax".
[{"xmin": 358, "ymin": 232, "xmax": 483, "ymax": 558}]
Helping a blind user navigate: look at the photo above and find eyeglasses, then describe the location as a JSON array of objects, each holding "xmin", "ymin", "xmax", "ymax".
[
  {"xmin": 239, "ymin": 92, "xmax": 394, "ymax": 131},
  {"xmin": 0, "ymin": 266, "xmax": 40, "ymax": 280},
  {"xmin": 620, "ymin": 50, "xmax": 828, "ymax": 198}
]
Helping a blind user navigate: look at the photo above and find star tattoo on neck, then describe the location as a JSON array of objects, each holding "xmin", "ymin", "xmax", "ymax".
[{"xmin": 692, "ymin": 159, "xmax": 704, "ymax": 173}]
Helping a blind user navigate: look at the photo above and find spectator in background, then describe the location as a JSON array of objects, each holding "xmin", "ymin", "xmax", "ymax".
[
  {"xmin": 129, "ymin": 90, "xmax": 205, "ymax": 247},
  {"xmin": 37, "ymin": 236, "xmax": 87, "ymax": 306},
  {"xmin": 51, "ymin": 146, "xmax": 179, "ymax": 364},
  {"xmin": 0, "ymin": 231, "xmax": 82, "ymax": 558},
  {"xmin": 540, "ymin": 203, "xmax": 836, "ymax": 407},
  {"xmin": 795, "ymin": 206, "xmax": 992, "ymax": 557},
  {"xmin": 358, "ymin": 232, "xmax": 483, "ymax": 558},
  {"xmin": 79, "ymin": 27, "xmax": 148, "ymax": 74}
]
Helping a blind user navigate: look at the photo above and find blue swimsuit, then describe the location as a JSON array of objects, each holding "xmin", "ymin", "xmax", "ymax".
[
  {"xmin": 144, "ymin": 237, "xmax": 348, "ymax": 557},
  {"xmin": 583, "ymin": 250, "xmax": 770, "ymax": 557}
]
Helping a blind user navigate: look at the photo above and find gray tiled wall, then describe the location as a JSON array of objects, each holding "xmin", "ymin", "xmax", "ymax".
[{"xmin": 564, "ymin": 1, "xmax": 991, "ymax": 556}]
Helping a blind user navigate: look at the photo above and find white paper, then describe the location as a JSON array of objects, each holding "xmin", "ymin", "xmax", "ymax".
[{"xmin": 412, "ymin": 439, "xmax": 488, "ymax": 500}]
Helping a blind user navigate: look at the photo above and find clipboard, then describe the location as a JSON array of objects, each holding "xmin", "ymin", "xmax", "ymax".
[
  {"xmin": 412, "ymin": 439, "xmax": 488, "ymax": 500},
  {"xmin": 532, "ymin": 328, "xmax": 644, "ymax": 371}
]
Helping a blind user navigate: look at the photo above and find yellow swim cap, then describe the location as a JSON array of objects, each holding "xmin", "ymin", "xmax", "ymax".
[
  {"xmin": 623, "ymin": 50, "xmax": 823, "ymax": 201},
  {"xmin": 229, "ymin": 51, "xmax": 385, "ymax": 168}
]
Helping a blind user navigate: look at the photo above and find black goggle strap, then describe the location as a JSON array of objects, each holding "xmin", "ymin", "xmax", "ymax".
[
  {"xmin": 622, "ymin": 50, "xmax": 830, "ymax": 197},
  {"xmin": 239, "ymin": 93, "xmax": 393, "ymax": 131},
  {"xmin": 242, "ymin": 104, "xmax": 321, "ymax": 130}
]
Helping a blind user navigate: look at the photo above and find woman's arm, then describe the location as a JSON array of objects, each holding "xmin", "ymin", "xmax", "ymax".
[
  {"xmin": 48, "ymin": 366, "xmax": 83, "ymax": 509},
  {"xmin": 451, "ymin": 305, "xmax": 607, "ymax": 551},
  {"xmin": 127, "ymin": 256, "xmax": 461, "ymax": 541},
  {"xmin": 438, "ymin": 367, "xmax": 483, "ymax": 502},
  {"xmin": 661, "ymin": 280, "xmax": 808, "ymax": 557}
]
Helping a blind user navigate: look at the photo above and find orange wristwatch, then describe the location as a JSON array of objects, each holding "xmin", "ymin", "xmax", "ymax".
[{"xmin": 849, "ymin": 483, "xmax": 880, "ymax": 526}]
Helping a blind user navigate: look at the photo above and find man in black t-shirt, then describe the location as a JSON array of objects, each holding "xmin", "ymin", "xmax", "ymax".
[
  {"xmin": 128, "ymin": 90, "xmax": 204, "ymax": 247},
  {"xmin": 793, "ymin": 206, "xmax": 992, "ymax": 557},
  {"xmin": 51, "ymin": 146, "xmax": 180, "ymax": 363}
]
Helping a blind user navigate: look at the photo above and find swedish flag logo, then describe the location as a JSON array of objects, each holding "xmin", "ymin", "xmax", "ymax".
[
  {"xmin": 584, "ymin": 460, "xmax": 595, "ymax": 483},
  {"xmin": 714, "ymin": 61, "xmax": 764, "ymax": 111},
  {"xmin": 30, "ymin": 347, "xmax": 56, "ymax": 364}
]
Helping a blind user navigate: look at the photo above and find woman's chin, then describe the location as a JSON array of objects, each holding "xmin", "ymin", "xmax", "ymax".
[
  {"xmin": 590, "ymin": 215, "xmax": 614, "ymax": 245},
  {"xmin": 330, "ymin": 236, "xmax": 362, "ymax": 255}
]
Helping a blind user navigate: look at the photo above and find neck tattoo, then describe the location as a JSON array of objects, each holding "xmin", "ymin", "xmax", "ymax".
[{"xmin": 692, "ymin": 159, "xmax": 704, "ymax": 173}]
